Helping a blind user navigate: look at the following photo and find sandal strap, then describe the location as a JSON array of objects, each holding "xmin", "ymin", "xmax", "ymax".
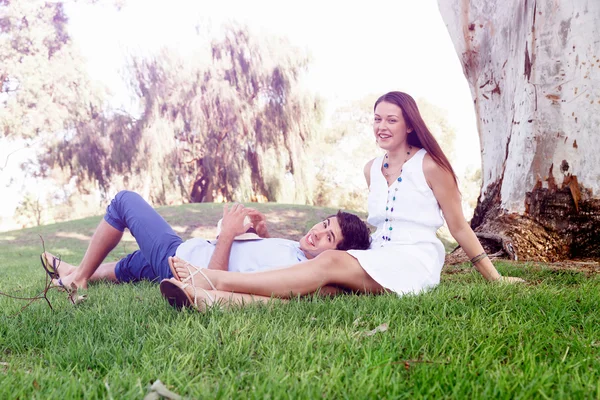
[
  {"xmin": 52, "ymin": 255, "xmax": 62, "ymax": 271},
  {"xmin": 183, "ymin": 268, "xmax": 217, "ymax": 291},
  {"xmin": 198, "ymin": 288, "xmax": 215, "ymax": 305},
  {"xmin": 180, "ymin": 281, "xmax": 198, "ymax": 308},
  {"xmin": 181, "ymin": 282, "xmax": 214, "ymax": 308}
]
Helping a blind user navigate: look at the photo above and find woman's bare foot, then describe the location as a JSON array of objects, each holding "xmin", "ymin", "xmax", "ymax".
[
  {"xmin": 43, "ymin": 252, "xmax": 77, "ymax": 277},
  {"xmin": 189, "ymin": 287, "xmax": 215, "ymax": 312},
  {"xmin": 168, "ymin": 256, "xmax": 199, "ymax": 281},
  {"xmin": 161, "ymin": 278, "xmax": 280, "ymax": 312},
  {"xmin": 168, "ymin": 257, "xmax": 215, "ymax": 291}
]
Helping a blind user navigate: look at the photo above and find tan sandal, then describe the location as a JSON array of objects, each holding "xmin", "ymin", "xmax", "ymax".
[
  {"xmin": 168, "ymin": 257, "xmax": 216, "ymax": 290},
  {"xmin": 160, "ymin": 278, "xmax": 215, "ymax": 312}
]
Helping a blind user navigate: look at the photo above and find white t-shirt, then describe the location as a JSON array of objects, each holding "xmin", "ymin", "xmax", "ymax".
[{"xmin": 175, "ymin": 238, "xmax": 307, "ymax": 273}]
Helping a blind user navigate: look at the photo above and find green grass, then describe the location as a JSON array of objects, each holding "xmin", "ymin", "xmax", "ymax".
[{"xmin": 1, "ymin": 203, "xmax": 599, "ymax": 399}]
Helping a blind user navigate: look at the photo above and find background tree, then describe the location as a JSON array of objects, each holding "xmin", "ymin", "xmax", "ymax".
[
  {"xmin": 15, "ymin": 193, "xmax": 44, "ymax": 227},
  {"xmin": 48, "ymin": 25, "xmax": 323, "ymax": 206},
  {"xmin": 438, "ymin": 0, "xmax": 600, "ymax": 261}
]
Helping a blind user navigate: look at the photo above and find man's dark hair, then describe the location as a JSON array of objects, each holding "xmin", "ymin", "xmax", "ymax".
[{"xmin": 332, "ymin": 211, "xmax": 372, "ymax": 251}]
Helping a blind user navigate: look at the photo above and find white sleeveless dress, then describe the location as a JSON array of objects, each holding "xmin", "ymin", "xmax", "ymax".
[{"xmin": 347, "ymin": 148, "xmax": 446, "ymax": 295}]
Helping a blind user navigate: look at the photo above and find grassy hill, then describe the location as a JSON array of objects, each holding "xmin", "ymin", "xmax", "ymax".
[{"xmin": 0, "ymin": 203, "xmax": 598, "ymax": 399}]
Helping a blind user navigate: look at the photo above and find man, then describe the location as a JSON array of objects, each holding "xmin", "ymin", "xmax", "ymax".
[{"xmin": 43, "ymin": 190, "xmax": 371, "ymax": 290}]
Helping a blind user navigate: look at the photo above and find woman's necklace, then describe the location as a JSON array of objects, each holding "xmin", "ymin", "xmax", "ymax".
[
  {"xmin": 383, "ymin": 145, "xmax": 412, "ymax": 181},
  {"xmin": 381, "ymin": 145, "xmax": 412, "ymax": 243}
]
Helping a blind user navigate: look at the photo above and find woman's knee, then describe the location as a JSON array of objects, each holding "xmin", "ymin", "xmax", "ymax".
[
  {"xmin": 316, "ymin": 250, "xmax": 342, "ymax": 265},
  {"xmin": 316, "ymin": 250, "xmax": 358, "ymax": 271},
  {"xmin": 316, "ymin": 250, "xmax": 377, "ymax": 291}
]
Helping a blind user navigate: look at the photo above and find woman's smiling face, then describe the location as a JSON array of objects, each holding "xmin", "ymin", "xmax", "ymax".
[{"xmin": 373, "ymin": 101, "xmax": 412, "ymax": 151}]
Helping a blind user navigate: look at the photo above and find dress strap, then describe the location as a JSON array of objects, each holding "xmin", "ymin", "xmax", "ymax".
[
  {"xmin": 413, "ymin": 148, "xmax": 427, "ymax": 162},
  {"xmin": 403, "ymin": 148, "xmax": 427, "ymax": 172}
]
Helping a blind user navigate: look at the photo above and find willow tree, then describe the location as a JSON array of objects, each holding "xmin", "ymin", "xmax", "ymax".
[
  {"xmin": 438, "ymin": 0, "xmax": 599, "ymax": 261},
  {"xmin": 132, "ymin": 26, "xmax": 322, "ymax": 204},
  {"xmin": 54, "ymin": 25, "xmax": 322, "ymax": 205}
]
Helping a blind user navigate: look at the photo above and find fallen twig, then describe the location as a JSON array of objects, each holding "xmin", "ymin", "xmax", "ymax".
[{"xmin": 0, "ymin": 235, "xmax": 74, "ymax": 316}]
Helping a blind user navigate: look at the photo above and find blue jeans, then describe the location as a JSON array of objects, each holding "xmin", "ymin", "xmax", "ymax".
[{"xmin": 105, "ymin": 191, "xmax": 182, "ymax": 283}]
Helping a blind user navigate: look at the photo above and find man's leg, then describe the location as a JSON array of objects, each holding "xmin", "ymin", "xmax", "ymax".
[
  {"xmin": 51, "ymin": 253, "xmax": 118, "ymax": 282},
  {"xmin": 57, "ymin": 190, "xmax": 183, "ymax": 289},
  {"xmin": 88, "ymin": 262, "xmax": 118, "ymax": 281},
  {"xmin": 52, "ymin": 219, "xmax": 123, "ymax": 288}
]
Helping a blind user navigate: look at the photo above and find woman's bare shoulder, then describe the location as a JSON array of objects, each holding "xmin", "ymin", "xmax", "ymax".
[
  {"xmin": 422, "ymin": 153, "xmax": 449, "ymax": 175},
  {"xmin": 422, "ymin": 152, "xmax": 438, "ymax": 171},
  {"xmin": 422, "ymin": 153, "xmax": 455, "ymax": 187},
  {"xmin": 363, "ymin": 158, "xmax": 377, "ymax": 186}
]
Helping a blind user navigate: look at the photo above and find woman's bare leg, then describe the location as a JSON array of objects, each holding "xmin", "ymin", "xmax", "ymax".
[
  {"xmin": 172, "ymin": 259, "xmax": 348, "ymax": 298},
  {"xmin": 172, "ymin": 251, "xmax": 384, "ymax": 298},
  {"xmin": 185, "ymin": 288, "xmax": 285, "ymax": 310},
  {"xmin": 315, "ymin": 285, "xmax": 348, "ymax": 297}
]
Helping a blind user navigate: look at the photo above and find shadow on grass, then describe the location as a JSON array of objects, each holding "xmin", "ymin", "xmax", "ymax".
[{"xmin": 442, "ymin": 259, "xmax": 600, "ymax": 289}]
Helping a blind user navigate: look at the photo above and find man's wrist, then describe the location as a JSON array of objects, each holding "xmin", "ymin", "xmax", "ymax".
[{"xmin": 217, "ymin": 231, "xmax": 236, "ymax": 241}]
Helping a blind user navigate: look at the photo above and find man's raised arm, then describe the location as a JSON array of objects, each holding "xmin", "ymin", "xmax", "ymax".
[{"xmin": 206, "ymin": 204, "xmax": 251, "ymax": 271}]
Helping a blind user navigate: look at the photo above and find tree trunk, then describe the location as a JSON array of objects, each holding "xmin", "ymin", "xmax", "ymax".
[{"xmin": 437, "ymin": 0, "xmax": 600, "ymax": 261}]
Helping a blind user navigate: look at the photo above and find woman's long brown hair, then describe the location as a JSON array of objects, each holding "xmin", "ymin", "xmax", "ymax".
[{"xmin": 375, "ymin": 91, "xmax": 458, "ymax": 185}]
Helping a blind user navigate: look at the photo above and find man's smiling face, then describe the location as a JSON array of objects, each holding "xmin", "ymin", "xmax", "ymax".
[{"xmin": 298, "ymin": 217, "xmax": 343, "ymax": 259}]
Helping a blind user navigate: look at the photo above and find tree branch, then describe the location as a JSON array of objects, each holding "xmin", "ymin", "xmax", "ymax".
[{"xmin": 0, "ymin": 139, "xmax": 37, "ymax": 172}]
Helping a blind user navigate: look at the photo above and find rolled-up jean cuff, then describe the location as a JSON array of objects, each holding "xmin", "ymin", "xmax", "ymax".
[{"xmin": 104, "ymin": 214, "xmax": 125, "ymax": 232}]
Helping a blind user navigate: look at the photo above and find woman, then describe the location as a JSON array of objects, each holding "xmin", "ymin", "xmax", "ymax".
[{"xmin": 161, "ymin": 91, "xmax": 523, "ymax": 311}]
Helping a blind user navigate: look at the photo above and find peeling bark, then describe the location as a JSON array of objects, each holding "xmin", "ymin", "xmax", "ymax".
[{"xmin": 438, "ymin": 0, "xmax": 600, "ymax": 261}]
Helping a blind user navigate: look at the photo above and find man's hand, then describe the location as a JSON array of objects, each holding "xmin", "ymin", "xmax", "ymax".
[
  {"xmin": 208, "ymin": 204, "xmax": 251, "ymax": 272},
  {"xmin": 247, "ymin": 208, "xmax": 270, "ymax": 238},
  {"xmin": 219, "ymin": 204, "xmax": 252, "ymax": 240}
]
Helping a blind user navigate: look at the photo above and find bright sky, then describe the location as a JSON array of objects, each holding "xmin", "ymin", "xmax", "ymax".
[
  {"xmin": 65, "ymin": 0, "xmax": 481, "ymax": 169},
  {"xmin": 1, "ymin": 0, "xmax": 483, "ymax": 230}
]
